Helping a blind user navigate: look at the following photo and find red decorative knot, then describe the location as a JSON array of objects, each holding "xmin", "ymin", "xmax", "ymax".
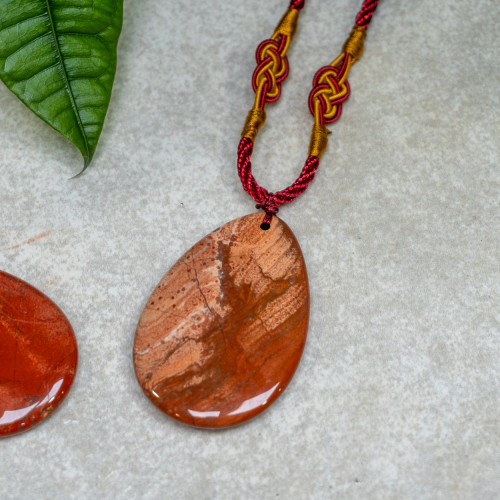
[
  {"xmin": 308, "ymin": 55, "xmax": 351, "ymax": 124},
  {"xmin": 256, "ymin": 194, "xmax": 280, "ymax": 228},
  {"xmin": 252, "ymin": 36, "xmax": 290, "ymax": 105}
]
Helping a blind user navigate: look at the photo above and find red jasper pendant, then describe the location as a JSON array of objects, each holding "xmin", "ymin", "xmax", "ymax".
[
  {"xmin": 134, "ymin": 213, "xmax": 309, "ymax": 428},
  {"xmin": 0, "ymin": 271, "xmax": 77, "ymax": 437}
]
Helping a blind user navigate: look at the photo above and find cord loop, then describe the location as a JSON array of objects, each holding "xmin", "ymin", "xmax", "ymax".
[{"xmin": 238, "ymin": 0, "xmax": 380, "ymax": 222}]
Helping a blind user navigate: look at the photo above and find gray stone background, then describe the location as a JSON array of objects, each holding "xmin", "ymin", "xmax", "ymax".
[{"xmin": 0, "ymin": 0, "xmax": 498, "ymax": 498}]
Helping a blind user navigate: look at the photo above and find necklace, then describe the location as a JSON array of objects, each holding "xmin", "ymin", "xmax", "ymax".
[
  {"xmin": 0, "ymin": 271, "xmax": 77, "ymax": 437},
  {"xmin": 133, "ymin": 0, "xmax": 379, "ymax": 428}
]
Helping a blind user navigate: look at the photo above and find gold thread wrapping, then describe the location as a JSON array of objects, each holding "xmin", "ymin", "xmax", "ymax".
[
  {"xmin": 342, "ymin": 26, "xmax": 366, "ymax": 62},
  {"xmin": 273, "ymin": 8, "xmax": 300, "ymax": 40},
  {"xmin": 241, "ymin": 107, "xmax": 267, "ymax": 141},
  {"xmin": 308, "ymin": 123, "xmax": 329, "ymax": 158}
]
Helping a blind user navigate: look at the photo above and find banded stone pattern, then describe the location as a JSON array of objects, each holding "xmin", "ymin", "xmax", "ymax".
[{"xmin": 134, "ymin": 213, "xmax": 309, "ymax": 428}]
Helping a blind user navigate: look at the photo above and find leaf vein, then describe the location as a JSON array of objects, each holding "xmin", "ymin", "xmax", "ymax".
[
  {"xmin": 37, "ymin": 85, "xmax": 66, "ymax": 103},
  {"xmin": 58, "ymin": 31, "xmax": 109, "ymax": 46},
  {"xmin": 3, "ymin": 33, "xmax": 51, "ymax": 63},
  {"xmin": 0, "ymin": 13, "xmax": 46, "ymax": 33},
  {"xmin": 22, "ymin": 62, "xmax": 59, "ymax": 84},
  {"xmin": 44, "ymin": 0, "xmax": 90, "ymax": 160}
]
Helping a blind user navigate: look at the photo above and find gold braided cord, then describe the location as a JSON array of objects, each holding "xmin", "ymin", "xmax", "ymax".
[
  {"xmin": 241, "ymin": 107, "xmax": 267, "ymax": 141},
  {"xmin": 313, "ymin": 98, "xmax": 323, "ymax": 128},
  {"xmin": 273, "ymin": 8, "xmax": 300, "ymax": 41},
  {"xmin": 342, "ymin": 26, "xmax": 366, "ymax": 62},
  {"xmin": 330, "ymin": 52, "xmax": 352, "ymax": 85},
  {"xmin": 308, "ymin": 123, "xmax": 329, "ymax": 158}
]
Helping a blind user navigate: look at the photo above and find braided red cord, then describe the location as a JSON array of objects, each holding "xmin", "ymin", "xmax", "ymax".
[
  {"xmin": 238, "ymin": 0, "xmax": 379, "ymax": 226},
  {"xmin": 356, "ymin": 0, "xmax": 380, "ymax": 28},
  {"xmin": 289, "ymin": 0, "xmax": 305, "ymax": 10},
  {"xmin": 238, "ymin": 137, "xmax": 319, "ymax": 227}
]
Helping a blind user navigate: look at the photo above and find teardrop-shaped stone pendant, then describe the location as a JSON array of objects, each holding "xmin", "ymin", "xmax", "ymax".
[
  {"xmin": 0, "ymin": 271, "xmax": 78, "ymax": 437},
  {"xmin": 134, "ymin": 213, "xmax": 309, "ymax": 428}
]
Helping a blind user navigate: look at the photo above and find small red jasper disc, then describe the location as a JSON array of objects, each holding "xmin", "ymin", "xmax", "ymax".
[
  {"xmin": 0, "ymin": 271, "xmax": 77, "ymax": 437},
  {"xmin": 134, "ymin": 213, "xmax": 309, "ymax": 428}
]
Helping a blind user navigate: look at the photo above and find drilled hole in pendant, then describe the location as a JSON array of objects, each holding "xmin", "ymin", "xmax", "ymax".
[{"xmin": 260, "ymin": 222, "xmax": 271, "ymax": 231}]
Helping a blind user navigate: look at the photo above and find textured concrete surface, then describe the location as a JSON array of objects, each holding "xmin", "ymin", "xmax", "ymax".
[{"xmin": 0, "ymin": 0, "xmax": 498, "ymax": 499}]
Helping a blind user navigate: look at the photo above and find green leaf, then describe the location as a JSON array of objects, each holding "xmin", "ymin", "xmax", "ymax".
[{"xmin": 0, "ymin": 0, "xmax": 123, "ymax": 170}]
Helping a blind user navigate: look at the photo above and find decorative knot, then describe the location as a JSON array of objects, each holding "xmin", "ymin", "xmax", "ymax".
[
  {"xmin": 308, "ymin": 55, "xmax": 351, "ymax": 124},
  {"xmin": 256, "ymin": 192, "xmax": 280, "ymax": 216},
  {"xmin": 252, "ymin": 38, "xmax": 290, "ymax": 104}
]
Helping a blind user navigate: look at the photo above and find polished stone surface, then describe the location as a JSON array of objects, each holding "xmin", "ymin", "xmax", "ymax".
[
  {"xmin": 134, "ymin": 213, "xmax": 309, "ymax": 427},
  {"xmin": 0, "ymin": 271, "xmax": 77, "ymax": 437}
]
